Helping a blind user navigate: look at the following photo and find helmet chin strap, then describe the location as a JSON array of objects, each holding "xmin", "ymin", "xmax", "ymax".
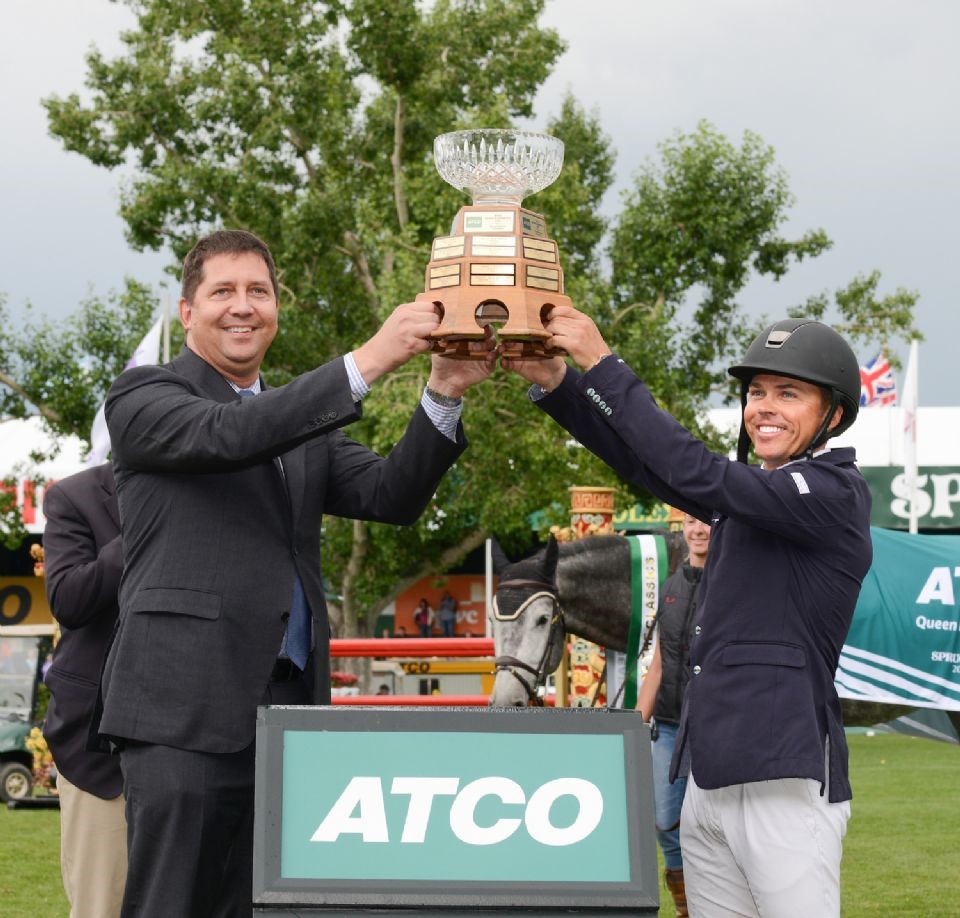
[{"xmin": 794, "ymin": 390, "xmax": 842, "ymax": 462}]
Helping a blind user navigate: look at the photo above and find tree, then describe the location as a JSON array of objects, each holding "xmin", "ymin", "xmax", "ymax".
[
  {"xmin": 0, "ymin": 282, "xmax": 161, "ymax": 438},
  {"xmin": 37, "ymin": 0, "xmax": 617, "ymax": 640},
  {"xmin": 607, "ymin": 122, "xmax": 919, "ymax": 440},
  {"xmin": 0, "ymin": 281, "xmax": 161, "ymax": 544},
  {"xmin": 8, "ymin": 3, "xmax": 919, "ymax": 642}
]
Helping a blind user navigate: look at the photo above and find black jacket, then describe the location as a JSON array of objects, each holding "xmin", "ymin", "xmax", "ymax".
[
  {"xmin": 539, "ymin": 358, "xmax": 872, "ymax": 802},
  {"xmin": 653, "ymin": 563, "xmax": 702, "ymax": 726},
  {"xmin": 99, "ymin": 347, "xmax": 465, "ymax": 753},
  {"xmin": 43, "ymin": 463, "xmax": 123, "ymax": 799}
]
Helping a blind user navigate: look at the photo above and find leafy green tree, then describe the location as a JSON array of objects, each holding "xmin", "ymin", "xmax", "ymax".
[
  {"xmin": 38, "ymin": 0, "xmax": 616, "ymax": 638},
  {"xmin": 10, "ymin": 3, "xmax": 920, "ymax": 640},
  {"xmin": 0, "ymin": 282, "xmax": 162, "ymax": 438},
  {"xmin": 607, "ymin": 121, "xmax": 919, "ymax": 441},
  {"xmin": 0, "ymin": 281, "xmax": 162, "ymax": 544}
]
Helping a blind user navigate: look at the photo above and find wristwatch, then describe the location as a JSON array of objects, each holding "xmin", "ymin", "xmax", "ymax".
[{"xmin": 425, "ymin": 386, "xmax": 462, "ymax": 408}]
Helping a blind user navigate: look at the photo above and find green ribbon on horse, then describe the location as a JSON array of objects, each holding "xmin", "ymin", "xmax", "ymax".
[{"xmin": 623, "ymin": 534, "xmax": 670, "ymax": 709}]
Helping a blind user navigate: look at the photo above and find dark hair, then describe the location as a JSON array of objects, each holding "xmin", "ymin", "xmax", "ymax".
[{"xmin": 180, "ymin": 230, "xmax": 279, "ymax": 304}]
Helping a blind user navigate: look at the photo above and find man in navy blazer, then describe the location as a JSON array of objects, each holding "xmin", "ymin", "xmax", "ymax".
[
  {"xmin": 505, "ymin": 310, "xmax": 871, "ymax": 918},
  {"xmin": 99, "ymin": 229, "xmax": 494, "ymax": 916},
  {"xmin": 43, "ymin": 462, "xmax": 127, "ymax": 917}
]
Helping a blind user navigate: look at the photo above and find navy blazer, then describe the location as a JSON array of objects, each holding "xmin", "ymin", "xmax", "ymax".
[
  {"xmin": 99, "ymin": 347, "xmax": 466, "ymax": 753},
  {"xmin": 539, "ymin": 358, "xmax": 872, "ymax": 802},
  {"xmin": 42, "ymin": 463, "xmax": 124, "ymax": 799}
]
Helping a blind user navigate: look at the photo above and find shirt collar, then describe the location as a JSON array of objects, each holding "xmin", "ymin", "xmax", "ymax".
[{"xmin": 227, "ymin": 378, "xmax": 262, "ymax": 396}]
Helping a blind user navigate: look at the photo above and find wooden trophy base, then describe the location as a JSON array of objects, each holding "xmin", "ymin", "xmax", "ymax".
[{"xmin": 418, "ymin": 204, "xmax": 570, "ymax": 360}]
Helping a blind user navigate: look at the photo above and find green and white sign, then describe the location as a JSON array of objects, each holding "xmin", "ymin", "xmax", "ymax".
[
  {"xmin": 860, "ymin": 467, "xmax": 960, "ymax": 530},
  {"xmin": 838, "ymin": 527, "xmax": 960, "ymax": 710},
  {"xmin": 253, "ymin": 707, "xmax": 658, "ymax": 912},
  {"xmin": 282, "ymin": 731, "xmax": 628, "ymax": 882}
]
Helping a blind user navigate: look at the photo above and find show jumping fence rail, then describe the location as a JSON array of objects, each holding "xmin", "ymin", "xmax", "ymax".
[{"xmin": 329, "ymin": 637, "xmax": 495, "ymax": 706}]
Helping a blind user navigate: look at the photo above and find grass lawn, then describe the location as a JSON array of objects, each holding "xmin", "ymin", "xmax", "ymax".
[{"xmin": 0, "ymin": 733, "xmax": 956, "ymax": 917}]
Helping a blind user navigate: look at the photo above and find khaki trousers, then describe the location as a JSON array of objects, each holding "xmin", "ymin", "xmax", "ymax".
[{"xmin": 58, "ymin": 771, "xmax": 128, "ymax": 918}]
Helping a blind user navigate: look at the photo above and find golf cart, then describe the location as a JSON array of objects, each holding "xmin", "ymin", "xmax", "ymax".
[{"xmin": 0, "ymin": 624, "xmax": 53, "ymax": 802}]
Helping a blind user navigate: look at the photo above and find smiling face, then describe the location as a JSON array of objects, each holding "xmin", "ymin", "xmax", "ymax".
[
  {"xmin": 179, "ymin": 251, "xmax": 279, "ymax": 387},
  {"xmin": 681, "ymin": 514, "xmax": 711, "ymax": 567},
  {"xmin": 744, "ymin": 373, "xmax": 842, "ymax": 469}
]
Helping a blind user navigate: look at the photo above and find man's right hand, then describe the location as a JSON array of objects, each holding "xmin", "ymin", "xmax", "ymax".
[{"xmin": 352, "ymin": 301, "xmax": 441, "ymax": 384}]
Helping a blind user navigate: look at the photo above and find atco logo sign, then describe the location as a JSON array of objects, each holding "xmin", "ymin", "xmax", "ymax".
[
  {"xmin": 277, "ymin": 728, "xmax": 633, "ymax": 883},
  {"xmin": 311, "ymin": 775, "xmax": 602, "ymax": 847}
]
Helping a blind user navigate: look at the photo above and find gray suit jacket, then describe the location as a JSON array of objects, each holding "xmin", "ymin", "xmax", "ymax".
[
  {"xmin": 100, "ymin": 347, "xmax": 465, "ymax": 753},
  {"xmin": 42, "ymin": 463, "xmax": 124, "ymax": 798}
]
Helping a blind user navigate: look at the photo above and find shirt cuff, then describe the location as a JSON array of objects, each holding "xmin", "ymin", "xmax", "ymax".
[
  {"xmin": 421, "ymin": 388, "xmax": 462, "ymax": 442},
  {"xmin": 344, "ymin": 352, "xmax": 371, "ymax": 402}
]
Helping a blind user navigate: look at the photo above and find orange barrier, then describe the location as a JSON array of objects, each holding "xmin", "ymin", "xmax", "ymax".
[
  {"xmin": 330, "ymin": 638, "xmax": 494, "ymax": 658},
  {"xmin": 328, "ymin": 637, "xmax": 497, "ymax": 706}
]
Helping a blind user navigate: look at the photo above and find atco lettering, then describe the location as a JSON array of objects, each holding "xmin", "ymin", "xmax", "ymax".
[
  {"xmin": 915, "ymin": 566, "xmax": 960, "ymax": 606},
  {"xmin": 310, "ymin": 775, "xmax": 603, "ymax": 847},
  {"xmin": 584, "ymin": 387, "xmax": 613, "ymax": 416}
]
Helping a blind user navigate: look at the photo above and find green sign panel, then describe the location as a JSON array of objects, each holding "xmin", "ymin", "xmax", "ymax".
[
  {"xmin": 281, "ymin": 730, "xmax": 629, "ymax": 882},
  {"xmin": 859, "ymin": 467, "xmax": 960, "ymax": 530},
  {"xmin": 253, "ymin": 707, "xmax": 658, "ymax": 912},
  {"xmin": 839, "ymin": 527, "xmax": 960, "ymax": 709}
]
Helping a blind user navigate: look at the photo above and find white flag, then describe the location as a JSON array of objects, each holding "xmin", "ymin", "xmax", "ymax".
[
  {"xmin": 86, "ymin": 317, "xmax": 164, "ymax": 467},
  {"xmin": 901, "ymin": 340, "xmax": 919, "ymax": 534}
]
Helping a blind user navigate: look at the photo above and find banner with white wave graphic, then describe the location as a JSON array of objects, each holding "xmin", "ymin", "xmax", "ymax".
[{"xmin": 837, "ymin": 527, "xmax": 960, "ymax": 710}]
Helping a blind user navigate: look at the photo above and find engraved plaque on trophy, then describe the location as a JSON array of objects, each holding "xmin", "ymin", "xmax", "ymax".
[{"xmin": 417, "ymin": 129, "xmax": 572, "ymax": 359}]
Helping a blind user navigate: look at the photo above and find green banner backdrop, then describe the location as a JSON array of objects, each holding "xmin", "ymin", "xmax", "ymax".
[
  {"xmin": 838, "ymin": 528, "xmax": 960, "ymax": 710},
  {"xmin": 859, "ymin": 467, "xmax": 960, "ymax": 530}
]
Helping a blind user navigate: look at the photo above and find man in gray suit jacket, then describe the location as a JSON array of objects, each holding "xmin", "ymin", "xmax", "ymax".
[
  {"xmin": 100, "ymin": 229, "xmax": 493, "ymax": 916},
  {"xmin": 43, "ymin": 463, "xmax": 126, "ymax": 917}
]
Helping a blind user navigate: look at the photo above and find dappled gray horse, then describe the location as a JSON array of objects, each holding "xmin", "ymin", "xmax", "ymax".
[{"xmin": 490, "ymin": 533, "xmax": 684, "ymax": 707}]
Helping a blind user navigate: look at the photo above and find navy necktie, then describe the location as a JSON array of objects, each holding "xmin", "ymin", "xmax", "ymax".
[{"xmin": 238, "ymin": 388, "xmax": 312, "ymax": 669}]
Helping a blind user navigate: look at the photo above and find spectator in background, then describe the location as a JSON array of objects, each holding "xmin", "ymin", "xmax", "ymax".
[
  {"xmin": 437, "ymin": 590, "xmax": 458, "ymax": 638},
  {"xmin": 42, "ymin": 463, "xmax": 127, "ymax": 918},
  {"xmin": 636, "ymin": 512, "xmax": 712, "ymax": 917},
  {"xmin": 414, "ymin": 598, "xmax": 435, "ymax": 638}
]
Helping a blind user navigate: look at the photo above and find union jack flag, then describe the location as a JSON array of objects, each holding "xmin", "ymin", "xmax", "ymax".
[{"xmin": 859, "ymin": 353, "xmax": 897, "ymax": 407}]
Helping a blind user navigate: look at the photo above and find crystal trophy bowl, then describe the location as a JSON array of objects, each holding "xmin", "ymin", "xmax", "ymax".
[{"xmin": 434, "ymin": 129, "xmax": 565, "ymax": 205}]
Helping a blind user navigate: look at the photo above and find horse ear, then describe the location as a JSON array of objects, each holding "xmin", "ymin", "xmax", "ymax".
[
  {"xmin": 542, "ymin": 534, "xmax": 559, "ymax": 581},
  {"xmin": 490, "ymin": 538, "xmax": 512, "ymax": 575}
]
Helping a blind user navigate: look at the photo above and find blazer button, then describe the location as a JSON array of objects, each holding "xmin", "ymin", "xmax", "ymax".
[
  {"xmin": 692, "ymin": 665, "xmax": 702, "ymax": 675},
  {"xmin": 694, "ymin": 625, "xmax": 702, "ymax": 635}
]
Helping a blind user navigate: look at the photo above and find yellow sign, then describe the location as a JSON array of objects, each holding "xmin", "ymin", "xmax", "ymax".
[
  {"xmin": 400, "ymin": 660, "xmax": 494, "ymax": 676},
  {"xmin": 0, "ymin": 577, "xmax": 54, "ymax": 627}
]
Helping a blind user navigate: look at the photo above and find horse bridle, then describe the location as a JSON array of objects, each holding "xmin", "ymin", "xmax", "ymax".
[{"xmin": 492, "ymin": 577, "xmax": 566, "ymax": 706}]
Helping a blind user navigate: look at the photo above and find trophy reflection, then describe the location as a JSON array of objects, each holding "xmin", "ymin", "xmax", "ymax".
[{"xmin": 417, "ymin": 129, "xmax": 572, "ymax": 359}]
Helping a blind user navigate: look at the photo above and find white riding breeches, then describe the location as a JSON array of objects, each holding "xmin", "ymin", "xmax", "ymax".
[{"xmin": 680, "ymin": 769, "xmax": 850, "ymax": 917}]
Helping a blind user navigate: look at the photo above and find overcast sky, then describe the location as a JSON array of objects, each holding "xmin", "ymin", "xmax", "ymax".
[{"xmin": 4, "ymin": 0, "xmax": 958, "ymax": 404}]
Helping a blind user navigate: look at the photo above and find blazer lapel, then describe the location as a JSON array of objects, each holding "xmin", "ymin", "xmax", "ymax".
[{"xmin": 96, "ymin": 463, "xmax": 121, "ymax": 530}]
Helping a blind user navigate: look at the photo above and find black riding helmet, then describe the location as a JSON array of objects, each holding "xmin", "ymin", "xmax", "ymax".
[{"xmin": 728, "ymin": 318, "xmax": 860, "ymax": 464}]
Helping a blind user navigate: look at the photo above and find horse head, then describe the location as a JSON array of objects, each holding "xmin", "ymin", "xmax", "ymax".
[{"xmin": 489, "ymin": 535, "xmax": 566, "ymax": 707}]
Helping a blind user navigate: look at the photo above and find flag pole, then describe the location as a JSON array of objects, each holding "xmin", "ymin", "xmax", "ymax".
[
  {"xmin": 902, "ymin": 340, "xmax": 919, "ymax": 535},
  {"xmin": 163, "ymin": 293, "xmax": 171, "ymax": 363}
]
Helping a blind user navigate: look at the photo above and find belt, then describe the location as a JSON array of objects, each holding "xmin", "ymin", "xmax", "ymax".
[{"xmin": 270, "ymin": 658, "xmax": 303, "ymax": 682}]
